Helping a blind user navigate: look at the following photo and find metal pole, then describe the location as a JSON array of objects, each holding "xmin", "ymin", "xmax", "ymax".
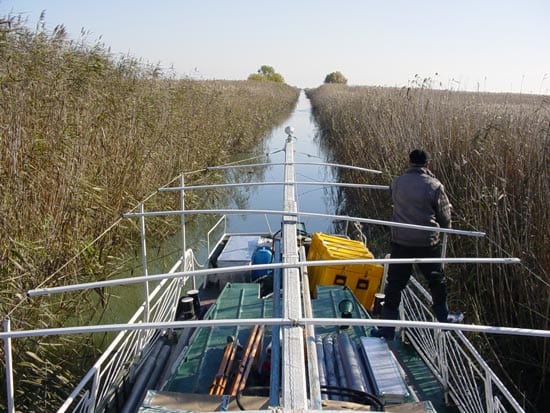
[
  {"xmin": 2, "ymin": 318, "xmax": 550, "ymax": 341},
  {"xmin": 441, "ymin": 233, "xmax": 448, "ymax": 270},
  {"xmin": 485, "ymin": 369, "xmax": 496, "ymax": 412},
  {"xmin": 4, "ymin": 317, "xmax": 15, "ymax": 413},
  {"xmin": 88, "ymin": 368, "xmax": 100, "ymax": 413},
  {"xmin": 123, "ymin": 208, "xmax": 486, "ymax": 238},
  {"xmin": 139, "ymin": 203, "xmax": 150, "ymax": 325},
  {"xmin": 27, "ymin": 257, "xmax": 521, "ymax": 297},
  {"xmin": 206, "ymin": 161, "xmax": 383, "ymax": 174},
  {"xmin": 207, "ymin": 215, "xmax": 226, "ymax": 258},
  {"xmin": 180, "ymin": 174, "xmax": 191, "ymax": 288},
  {"xmin": 438, "ymin": 331, "xmax": 450, "ymax": 405},
  {"xmin": 159, "ymin": 181, "xmax": 389, "ymax": 191}
]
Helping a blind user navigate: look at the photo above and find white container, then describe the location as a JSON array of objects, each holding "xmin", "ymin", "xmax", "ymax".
[{"xmin": 211, "ymin": 235, "xmax": 260, "ymax": 286}]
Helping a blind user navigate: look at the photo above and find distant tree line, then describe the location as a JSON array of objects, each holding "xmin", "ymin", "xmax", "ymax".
[
  {"xmin": 247, "ymin": 66, "xmax": 349, "ymax": 86},
  {"xmin": 324, "ymin": 71, "xmax": 348, "ymax": 84},
  {"xmin": 248, "ymin": 65, "xmax": 285, "ymax": 83}
]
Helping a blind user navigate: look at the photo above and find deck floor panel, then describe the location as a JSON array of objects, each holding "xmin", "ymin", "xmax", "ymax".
[
  {"xmin": 164, "ymin": 283, "xmax": 273, "ymax": 394},
  {"xmin": 311, "ymin": 286, "xmax": 454, "ymax": 412}
]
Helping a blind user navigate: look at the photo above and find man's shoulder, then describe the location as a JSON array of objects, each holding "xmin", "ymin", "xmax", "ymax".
[
  {"xmin": 394, "ymin": 168, "xmax": 444, "ymax": 191},
  {"xmin": 397, "ymin": 167, "xmax": 439, "ymax": 181}
]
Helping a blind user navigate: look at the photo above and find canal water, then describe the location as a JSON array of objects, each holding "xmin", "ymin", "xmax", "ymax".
[{"xmin": 224, "ymin": 90, "xmax": 337, "ymax": 236}]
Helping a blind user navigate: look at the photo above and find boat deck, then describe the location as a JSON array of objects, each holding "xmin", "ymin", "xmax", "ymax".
[
  {"xmin": 158, "ymin": 282, "xmax": 453, "ymax": 412},
  {"xmin": 313, "ymin": 286, "xmax": 452, "ymax": 411}
]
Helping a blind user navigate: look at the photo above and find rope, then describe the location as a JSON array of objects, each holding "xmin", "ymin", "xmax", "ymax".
[{"xmin": 192, "ymin": 253, "xmax": 205, "ymax": 269}]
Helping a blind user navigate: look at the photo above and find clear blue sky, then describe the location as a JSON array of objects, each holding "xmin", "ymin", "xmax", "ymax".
[{"xmin": 2, "ymin": 0, "xmax": 549, "ymax": 93}]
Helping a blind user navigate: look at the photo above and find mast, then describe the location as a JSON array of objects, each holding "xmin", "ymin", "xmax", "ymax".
[{"xmin": 280, "ymin": 127, "xmax": 308, "ymax": 409}]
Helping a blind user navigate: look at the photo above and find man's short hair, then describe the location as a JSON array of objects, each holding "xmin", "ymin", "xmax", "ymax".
[{"xmin": 409, "ymin": 149, "xmax": 430, "ymax": 166}]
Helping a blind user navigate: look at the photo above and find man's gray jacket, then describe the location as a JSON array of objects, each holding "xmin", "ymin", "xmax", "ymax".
[{"xmin": 390, "ymin": 166, "xmax": 452, "ymax": 247}]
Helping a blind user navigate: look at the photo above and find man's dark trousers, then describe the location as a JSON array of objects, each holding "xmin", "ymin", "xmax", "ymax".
[{"xmin": 378, "ymin": 242, "xmax": 448, "ymax": 338}]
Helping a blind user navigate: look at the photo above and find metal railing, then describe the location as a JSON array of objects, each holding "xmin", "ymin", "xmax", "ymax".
[
  {"xmin": 5, "ymin": 172, "xmax": 529, "ymax": 413},
  {"xmin": 207, "ymin": 215, "xmax": 228, "ymax": 258},
  {"xmin": 401, "ymin": 276, "xmax": 525, "ymax": 413},
  {"xmin": 57, "ymin": 249, "xmax": 195, "ymax": 413}
]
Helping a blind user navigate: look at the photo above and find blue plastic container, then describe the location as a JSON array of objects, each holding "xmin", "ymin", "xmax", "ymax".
[{"xmin": 251, "ymin": 246, "xmax": 273, "ymax": 281}]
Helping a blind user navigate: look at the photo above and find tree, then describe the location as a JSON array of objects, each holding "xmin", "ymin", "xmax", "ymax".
[
  {"xmin": 248, "ymin": 65, "xmax": 285, "ymax": 83},
  {"xmin": 259, "ymin": 65, "xmax": 275, "ymax": 76},
  {"xmin": 324, "ymin": 71, "xmax": 348, "ymax": 84}
]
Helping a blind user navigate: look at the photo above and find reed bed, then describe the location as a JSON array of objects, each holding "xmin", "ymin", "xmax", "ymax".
[
  {"xmin": 0, "ymin": 15, "xmax": 298, "ymax": 410},
  {"xmin": 307, "ymin": 84, "xmax": 549, "ymax": 412}
]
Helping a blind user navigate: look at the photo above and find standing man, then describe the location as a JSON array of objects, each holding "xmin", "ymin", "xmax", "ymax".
[{"xmin": 372, "ymin": 149, "xmax": 462, "ymax": 340}]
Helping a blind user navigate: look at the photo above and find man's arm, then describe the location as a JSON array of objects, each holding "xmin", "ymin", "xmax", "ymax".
[{"xmin": 435, "ymin": 186, "xmax": 452, "ymax": 228}]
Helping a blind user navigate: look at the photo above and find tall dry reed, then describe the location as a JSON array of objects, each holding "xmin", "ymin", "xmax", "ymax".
[
  {"xmin": 307, "ymin": 84, "xmax": 549, "ymax": 412},
  {"xmin": 0, "ymin": 15, "xmax": 298, "ymax": 410}
]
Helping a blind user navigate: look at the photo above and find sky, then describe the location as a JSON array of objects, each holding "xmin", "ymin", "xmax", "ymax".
[{"xmin": 1, "ymin": 0, "xmax": 549, "ymax": 94}]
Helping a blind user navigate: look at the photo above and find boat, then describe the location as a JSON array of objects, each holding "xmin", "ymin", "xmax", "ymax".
[{"xmin": 3, "ymin": 125, "xmax": 548, "ymax": 413}]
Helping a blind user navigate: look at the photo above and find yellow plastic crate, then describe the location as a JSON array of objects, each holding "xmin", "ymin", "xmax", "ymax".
[{"xmin": 307, "ymin": 232, "xmax": 384, "ymax": 310}]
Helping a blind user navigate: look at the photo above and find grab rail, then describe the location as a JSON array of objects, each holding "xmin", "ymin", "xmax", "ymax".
[{"xmin": 207, "ymin": 215, "xmax": 227, "ymax": 258}]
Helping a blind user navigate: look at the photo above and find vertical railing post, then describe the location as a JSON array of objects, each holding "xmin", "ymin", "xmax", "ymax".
[
  {"xmin": 485, "ymin": 369, "xmax": 496, "ymax": 412},
  {"xmin": 180, "ymin": 174, "xmax": 191, "ymax": 288},
  {"xmin": 439, "ymin": 331, "xmax": 450, "ymax": 405},
  {"xmin": 3, "ymin": 317, "xmax": 15, "ymax": 413},
  {"xmin": 88, "ymin": 367, "xmax": 101, "ymax": 413},
  {"xmin": 441, "ymin": 230, "xmax": 449, "ymax": 398},
  {"xmin": 441, "ymin": 233, "xmax": 448, "ymax": 270},
  {"xmin": 139, "ymin": 203, "xmax": 150, "ymax": 335}
]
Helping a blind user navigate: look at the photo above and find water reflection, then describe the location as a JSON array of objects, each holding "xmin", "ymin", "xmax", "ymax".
[{"xmin": 225, "ymin": 90, "xmax": 337, "ymax": 235}]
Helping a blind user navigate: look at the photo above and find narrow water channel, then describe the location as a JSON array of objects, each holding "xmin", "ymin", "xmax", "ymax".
[
  {"xmin": 225, "ymin": 90, "xmax": 337, "ymax": 235},
  {"xmin": 101, "ymin": 91, "xmax": 338, "ymax": 324}
]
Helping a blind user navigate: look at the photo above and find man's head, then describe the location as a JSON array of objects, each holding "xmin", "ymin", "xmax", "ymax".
[{"xmin": 409, "ymin": 149, "xmax": 430, "ymax": 166}]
